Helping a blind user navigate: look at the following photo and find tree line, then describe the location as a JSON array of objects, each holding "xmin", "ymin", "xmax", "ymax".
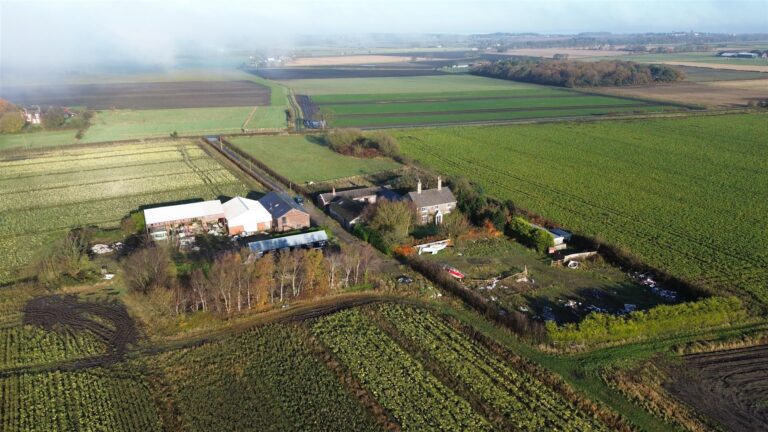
[
  {"xmin": 121, "ymin": 243, "xmax": 378, "ymax": 317},
  {"xmin": 471, "ymin": 59, "xmax": 684, "ymax": 87}
]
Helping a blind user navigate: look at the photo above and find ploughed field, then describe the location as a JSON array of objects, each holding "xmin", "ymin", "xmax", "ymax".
[
  {"xmin": 246, "ymin": 67, "xmax": 448, "ymax": 80},
  {"xmin": 394, "ymin": 114, "xmax": 768, "ymax": 305},
  {"xmin": 666, "ymin": 344, "xmax": 768, "ymax": 430},
  {"xmin": 0, "ymin": 80, "xmax": 271, "ymax": 110},
  {"xmin": 0, "ymin": 140, "xmax": 249, "ymax": 284}
]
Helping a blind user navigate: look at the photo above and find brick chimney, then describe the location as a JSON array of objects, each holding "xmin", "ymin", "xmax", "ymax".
[
  {"xmin": 437, "ymin": 176, "xmax": 442, "ymax": 191},
  {"xmin": 417, "ymin": 178, "xmax": 422, "ymax": 194}
]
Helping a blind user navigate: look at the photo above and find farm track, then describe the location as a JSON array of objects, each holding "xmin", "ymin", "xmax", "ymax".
[
  {"xmin": 666, "ymin": 344, "xmax": 768, "ymax": 431},
  {"xmin": 335, "ymin": 103, "xmax": 653, "ymax": 118}
]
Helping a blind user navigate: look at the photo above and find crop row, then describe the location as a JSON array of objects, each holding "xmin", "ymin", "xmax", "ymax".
[
  {"xmin": 0, "ymin": 368, "xmax": 162, "ymax": 432},
  {"xmin": 375, "ymin": 304, "xmax": 610, "ymax": 431},
  {"xmin": 157, "ymin": 323, "xmax": 379, "ymax": 432},
  {"xmin": 312, "ymin": 308, "xmax": 492, "ymax": 431},
  {"xmin": 311, "ymin": 88, "xmax": 566, "ymax": 104},
  {"xmin": 0, "ymin": 325, "xmax": 106, "ymax": 369},
  {"xmin": 0, "ymin": 144, "xmax": 208, "ymax": 178}
]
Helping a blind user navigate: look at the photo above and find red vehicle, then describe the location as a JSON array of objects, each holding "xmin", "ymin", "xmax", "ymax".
[{"xmin": 443, "ymin": 265, "xmax": 465, "ymax": 279}]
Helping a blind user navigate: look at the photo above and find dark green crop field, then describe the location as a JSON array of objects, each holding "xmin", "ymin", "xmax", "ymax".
[{"xmin": 394, "ymin": 114, "xmax": 768, "ymax": 305}]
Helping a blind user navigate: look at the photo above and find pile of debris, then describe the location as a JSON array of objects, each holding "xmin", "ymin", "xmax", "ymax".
[{"xmin": 90, "ymin": 242, "xmax": 124, "ymax": 255}]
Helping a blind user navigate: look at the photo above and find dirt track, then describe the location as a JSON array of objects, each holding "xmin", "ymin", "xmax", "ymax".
[
  {"xmin": 665, "ymin": 344, "xmax": 768, "ymax": 431},
  {"xmin": 1, "ymin": 80, "xmax": 271, "ymax": 110}
]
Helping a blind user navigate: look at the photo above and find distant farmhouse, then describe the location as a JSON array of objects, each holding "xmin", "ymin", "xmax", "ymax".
[
  {"xmin": 259, "ymin": 192, "xmax": 311, "ymax": 232},
  {"xmin": 143, "ymin": 194, "xmax": 310, "ymax": 240},
  {"xmin": 22, "ymin": 106, "xmax": 41, "ymax": 125},
  {"xmin": 404, "ymin": 177, "xmax": 456, "ymax": 225},
  {"xmin": 718, "ymin": 51, "xmax": 763, "ymax": 59}
]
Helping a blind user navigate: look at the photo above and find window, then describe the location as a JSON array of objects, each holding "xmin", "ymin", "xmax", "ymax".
[{"xmin": 281, "ymin": 217, "xmax": 287, "ymax": 225}]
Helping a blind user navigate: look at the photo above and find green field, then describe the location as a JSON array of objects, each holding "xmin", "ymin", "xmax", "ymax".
[
  {"xmin": 286, "ymin": 74, "xmax": 542, "ymax": 95},
  {"xmin": 81, "ymin": 107, "xmax": 254, "ymax": 142},
  {"xmin": 678, "ymin": 66, "xmax": 768, "ymax": 82},
  {"xmin": 0, "ymin": 130, "xmax": 79, "ymax": 152},
  {"xmin": 0, "ymin": 140, "xmax": 249, "ymax": 284},
  {"xmin": 586, "ymin": 52, "xmax": 768, "ymax": 66},
  {"xmin": 294, "ymin": 75, "xmax": 674, "ymax": 128},
  {"xmin": 229, "ymin": 135, "xmax": 401, "ymax": 183},
  {"xmin": 394, "ymin": 114, "xmax": 768, "ymax": 305}
]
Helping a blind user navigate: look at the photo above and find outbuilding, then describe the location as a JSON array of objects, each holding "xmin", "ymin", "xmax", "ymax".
[
  {"xmin": 259, "ymin": 192, "xmax": 311, "ymax": 232},
  {"xmin": 223, "ymin": 196, "xmax": 272, "ymax": 235}
]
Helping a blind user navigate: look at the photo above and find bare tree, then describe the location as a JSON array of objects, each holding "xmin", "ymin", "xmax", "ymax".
[{"xmin": 189, "ymin": 268, "xmax": 209, "ymax": 312}]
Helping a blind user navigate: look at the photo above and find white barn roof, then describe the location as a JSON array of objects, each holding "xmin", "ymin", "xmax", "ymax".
[
  {"xmin": 144, "ymin": 200, "xmax": 224, "ymax": 226},
  {"xmin": 223, "ymin": 197, "xmax": 272, "ymax": 230},
  {"xmin": 247, "ymin": 230, "xmax": 329, "ymax": 253}
]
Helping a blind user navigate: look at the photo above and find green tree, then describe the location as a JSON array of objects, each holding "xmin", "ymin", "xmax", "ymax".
[
  {"xmin": 0, "ymin": 111, "xmax": 25, "ymax": 133},
  {"xmin": 438, "ymin": 211, "xmax": 470, "ymax": 240},
  {"xmin": 368, "ymin": 200, "xmax": 415, "ymax": 250},
  {"xmin": 42, "ymin": 106, "xmax": 66, "ymax": 129}
]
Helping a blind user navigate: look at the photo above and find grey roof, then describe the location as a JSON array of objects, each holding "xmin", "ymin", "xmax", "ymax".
[
  {"xmin": 328, "ymin": 197, "xmax": 366, "ymax": 224},
  {"xmin": 247, "ymin": 230, "xmax": 329, "ymax": 253},
  {"xmin": 259, "ymin": 192, "xmax": 307, "ymax": 218},
  {"xmin": 406, "ymin": 187, "xmax": 456, "ymax": 208},
  {"xmin": 318, "ymin": 186, "xmax": 400, "ymax": 206}
]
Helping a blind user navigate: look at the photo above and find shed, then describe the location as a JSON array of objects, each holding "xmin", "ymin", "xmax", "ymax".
[
  {"xmin": 223, "ymin": 196, "xmax": 272, "ymax": 235},
  {"xmin": 144, "ymin": 200, "xmax": 224, "ymax": 229},
  {"xmin": 247, "ymin": 230, "xmax": 329, "ymax": 256},
  {"xmin": 259, "ymin": 192, "xmax": 311, "ymax": 231}
]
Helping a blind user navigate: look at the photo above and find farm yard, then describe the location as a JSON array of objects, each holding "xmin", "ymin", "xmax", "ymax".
[
  {"xmin": 0, "ymin": 81, "xmax": 272, "ymax": 110},
  {"xmin": 0, "ymin": 140, "xmax": 249, "ymax": 284},
  {"xmin": 394, "ymin": 114, "xmax": 768, "ymax": 305},
  {"xmin": 228, "ymin": 135, "xmax": 401, "ymax": 184}
]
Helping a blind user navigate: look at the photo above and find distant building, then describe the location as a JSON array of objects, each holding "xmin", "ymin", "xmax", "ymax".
[
  {"xmin": 144, "ymin": 200, "xmax": 225, "ymax": 240},
  {"xmin": 327, "ymin": 197, "xmax": 366, "ymax": 230},
  {"xmin": 317, "ymin": 185, "xmax": 400, "ymax": 207},
  {"xmin": 258, "ymin": 192, "xmax": 310, "ymax": 232},
  {"xmin": 247, "ymin": 230, "xmax": 329, "ymax": 256},
  {"xmin": 222, "ymin": 196, "xmax": 272, "ymax": 236},
  {"xmin": 404, "ymin": 177, "xmax": 456, "ymax": 225},
  {"xmin": 22, "ymin": 106, "xmax": 41, "ymax": 125}
]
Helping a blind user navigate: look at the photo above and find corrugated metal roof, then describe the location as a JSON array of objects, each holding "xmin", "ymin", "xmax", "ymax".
[
  {"xmin": 144, "ymin": 200, "xmax": 224, "ymax": 226},
  {"xmin": 247, "ymin": 230, "xmax": 329, "ymax": 253},
  {"xmin": 223, "ymin": 196, "xmax": 271, "ymax": 223}
]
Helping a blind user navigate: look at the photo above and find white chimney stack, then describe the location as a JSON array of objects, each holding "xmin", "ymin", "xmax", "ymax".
[
  {"xmin": 332, "ymin": 187, "xmax": 336, "ymax": 196},
  {"xmin": 437, "ymin": 176, "xmax": 442, "ymax": 191},
  {"xmin": 417, "ymin": 178, "xmax": 422, "ymax": 194}
]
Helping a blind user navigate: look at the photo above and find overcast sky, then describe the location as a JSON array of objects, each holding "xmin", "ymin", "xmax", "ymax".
[{"xmin": 1, "ymin": 0, "xmax": 766, "ymax": 70}]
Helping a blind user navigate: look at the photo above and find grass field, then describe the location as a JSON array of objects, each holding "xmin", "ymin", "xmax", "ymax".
[
  {"xmin": 285, "ymin": 75, "xmax": 541, "ymax": 95},
  {"xmin": 0, "ymin": 130, "xmax": 79, "ymax": 152},
  {"xmin": 394, "ymin": 114, "xmax": 768, "ymax": 305},
  {"xmin": 81, "ymin": 107, "xmax": 255, "ymax": 142},
  {"xmin": 295, "ymin": 75, "xmax": 674, "ymax": 128},
  {"xmin": 587, "ymin": 52, "xmax": 768, "ymax": 67},
  {"xmin": 0, "ymin": 140, "xmax": 249, "ymax": 284},
  {"xmin": 229, "ymin": 135, "xmax": 401, "ymax": 183}
]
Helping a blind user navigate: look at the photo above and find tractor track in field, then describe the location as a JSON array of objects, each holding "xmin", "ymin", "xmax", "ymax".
[{"xmin": 665, "ymin": 344, "xmax": 768, "ymax": 431}]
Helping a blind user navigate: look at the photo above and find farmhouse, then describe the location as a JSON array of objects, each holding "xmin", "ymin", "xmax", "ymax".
[
  {"xmin": 222, "ymin": 196, "xmax": 272, "ymax": 236},
  {"xmin": 317, "ymin": 185, "xmax": 400, "ymax": 207},
  {"xmin": 247, "ymin": 230, "xmax": 329, "ymax": 256},
  {"xmin": 259, "ymin": 192, "xmax": 311, "ymax": 232},
  {"xmin": 405, "ymin": 177, "xmax": 456, "ymax": 225},
  {"xmin": 327, "ymin": 197, "xmax": 366, "ymax": 229},
  {"xmin": 143, "ymin": 200, "xmax": 225, "ymax": 240},
  {"xmin": 22, "ymin": 106, "xmax": 41, "ymax": 125}
]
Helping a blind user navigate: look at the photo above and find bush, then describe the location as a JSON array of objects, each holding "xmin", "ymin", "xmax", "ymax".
[
  {"xmin": 323, "ymin": 129, "xmax": 402, "ymax": 159},
  {"xmin": 507, "ymin": 216, "xmax": 553, "ymax": 252},
  {"xmin": 547, "ymin": 296, "xmax": 747, "ymax": 347},
  {"xmin": 121, "ymin": 245, "xmax": 175, "ymax": 294},
  {"xmin": 0, "ymin": 110, "xmax": 25, "ymax": 133}
]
